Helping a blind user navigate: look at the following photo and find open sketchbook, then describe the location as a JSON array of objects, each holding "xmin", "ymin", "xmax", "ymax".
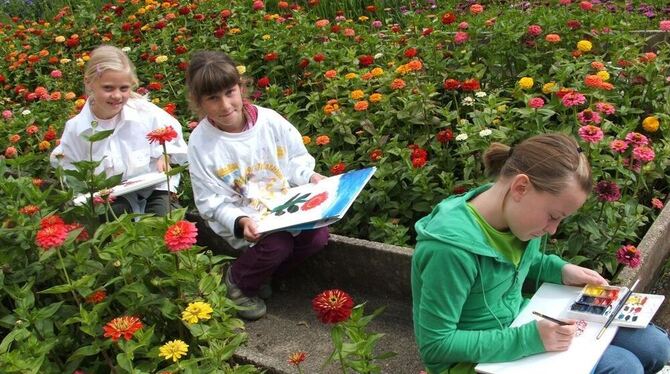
[
  {"xmin": 72, "ymin": 171, "xmax": 166, "ymax": 206},
  {"xmin": 256, "ymin": 167, "xmax": 376, "ymax": 234},
  {"xmin": 475, "ymin": 283, "xmax": 618, "ymax": 374}
]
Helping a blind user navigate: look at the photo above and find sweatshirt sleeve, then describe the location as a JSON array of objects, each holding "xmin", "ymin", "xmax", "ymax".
[
  {"xmin": 527, "ymin": 252, "xmax": 567, "ymax": 285},
  {"xmin": 413, "ymin": 241, "xmax": 546, "ymax": 369},
  {"xmin": 274, "ymin": 112, "xmax": 315, "ymax": 186},
  {"xmin": 188, "ymin": 144, "xmax": 248, "ymax": 234}
]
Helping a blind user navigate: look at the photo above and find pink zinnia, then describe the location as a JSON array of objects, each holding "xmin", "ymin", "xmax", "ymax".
[
  {"xmin": 616, "ymin": 245, "xmax": 641, "ymax": 268},
  {"xmin": 625, "ymin": 132, "xmax": 648, "ymax": 146},
  {"xmin": 50, "ymin": 70, "xmax": 63, "ymax": 78},
  {"xmin": 609, "ymin": 139, "xmax": 628, "ymax": 153},
  {"xmin": 578, "ymin": 125, "xmax": 603, "ymax": 143},
  {"xmin": 454, "ymin": 32, "xmax": 469, "ymax": 44},
  {"xmin": 35, "ymin": 224, "xmax": 68, "ymax": 250},
  {"xmin": 577, "ymin": 109, "xmax": 601, "ymax": 125},
  {"xmin": 651, "ymin": 198, "xmax": 664, "ymax": 210},
  {"xmin": 528, "ymin": 97, "xmax": 544, "ymax": 109},
  {"xmin": 527, "ymin": 25, "xmax": 542, "ymax": 37},
  {"xmin": 660, "ymin": 20, "xmax": 670, "ymax": 32},
  {"xmin": 623, "ymin": 158, "xmax": 642, "ymax": 173},
  {"xmin": 164, "ymin": 220, "xmax": 198, "ymax": 252},
  {"xmin": 2, "ymin": 110, "xmax": 12, "ymax": 119},
  {"xmin": 594, "ymin": 180, "xmax": 621, "ymax": 202},
  {"xmin": 561, "ymin": 91, "xmax": 586, "ymax": 107},
  {"xmin": 632, "ymin": 145, "xmax": 655, "ymax": 163},
  {"xmin": 595, "ymin": 102, "xmax": 616, "ymax": 116}
]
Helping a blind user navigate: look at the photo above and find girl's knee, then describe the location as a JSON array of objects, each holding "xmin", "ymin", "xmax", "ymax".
[
  {"xmin": 639, "ymin": 325, "xmax": 670, "ymax": 372},
  {"xmin": 304, "ymin": 227, "xmax": 330, "ymax": 248},
  {"xmin": 595, "ymin": 346, "xmax": 644, "ymax": 374}
]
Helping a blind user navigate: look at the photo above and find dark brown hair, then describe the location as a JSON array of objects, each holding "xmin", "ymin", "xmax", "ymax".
[
  {"xmin": 482, "ymin": 133, "xmax": 592, "ymax": 194},
  {"xmin": 185, "ymin": 51, "xmax": 241, "ymax": 115}
]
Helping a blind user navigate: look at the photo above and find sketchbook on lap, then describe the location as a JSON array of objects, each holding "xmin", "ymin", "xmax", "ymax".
[
  {"xmin": 475, "ymin": 283, "xmax": 619, "ymax": 374},
  {"xmin": 72, "ymin": 171, "xmax": 167, "ymax": 206},
  {"xmin": 255, "ymin": 167, "xmax": 376, "ymax": 234}
]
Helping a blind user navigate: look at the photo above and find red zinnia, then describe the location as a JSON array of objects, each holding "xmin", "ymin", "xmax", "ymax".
[
  {"xmin": 358, "ymin": 55, "xmax": 374, "ymax": 67},
  {"xmin": 461, "ymin": 79, "xmax": 480, "ymax": 92},
  {"xmin": 412, "ymin": 157, "xmax": 427, "ymax": 168},
  {"xmin": 404, "ymin": 48, "xmax": 417, "ymax": 58},
  {"xmin": 288, "ymin": 351, "xmax": 307, "ymax": 366},
  {"xmin": 616, "ymin": 245, "xmax": 641, "ymax": 268},
  {"xmin": 330, "ymin": 162, "xmax": 346, "ymax": 176},
  {"xmin": 164, "ymin": 220, "xmax": 198, "ymax": 252},
  {"xmin": 40, "ymin": 214, "xmax": 65, "ymax": 228},
  {"xmin": 437, "ymin": 129, "xmax": 454, "ymax": 144},
  {"xmin": 257, "ymin": 76, "xmax": 270, "ymax": 88},
  {"xmin": 594, "ymin": 181, "xmax": 621, "ymax": 202},
  {"xmin": 369, "ymin": 149, "xmax": 383, "ymax": 161},
  {"xmin": 103, "ymin": 316, "xmax": 143, "ymax": 341},
  {"xmin": 312, "ymin": 289, "xmax": 354, "ymax": 324},
  {"xmin": 443, "ymin": 79, "xmax": 460, "ymax": 91},
  {"xmin": 441, "ymin": 12, "xmax": 456, "ymax": 25},
  {"xmin": 19, "ymin": 204, "xmax": 40, "ymax": 216},
  {"xmin": 86, "ymin": 290, "xmax": 107, "ymax": 304},
  {"xmin": 146, "ymin": 126, "xmax": 178, "ymax": 145},
  {"xmin": 35, "ymin": 224, "xmax": 68, "ymax": 250}
]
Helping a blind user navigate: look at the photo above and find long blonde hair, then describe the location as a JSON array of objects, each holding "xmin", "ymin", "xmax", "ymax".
[
  {"xmin": 483, "ymin": 133, "xmax": 592, "ymax": 194},
  {"xmin": 84, "ymin": 45, "xmax": 142, "ymax": 99}
]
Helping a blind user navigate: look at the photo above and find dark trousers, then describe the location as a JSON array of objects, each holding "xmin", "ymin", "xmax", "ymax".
[{"xmin": 229, "ymin": 227, "xmax": 329, "ymax": 296}]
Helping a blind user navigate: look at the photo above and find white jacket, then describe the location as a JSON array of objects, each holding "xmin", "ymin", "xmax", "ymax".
[
  {"xmin": 188, "ymin": 105, "xmax": 315, "ymax": 248},
  {"xmin": 51, "ymin": 97, "xmax": 188, "ymax": 211}
]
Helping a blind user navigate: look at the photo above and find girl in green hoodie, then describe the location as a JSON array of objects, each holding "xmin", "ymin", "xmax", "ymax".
[{"xmin": 412, "ymin": 133, "xmax": 670, "ymax": 374}]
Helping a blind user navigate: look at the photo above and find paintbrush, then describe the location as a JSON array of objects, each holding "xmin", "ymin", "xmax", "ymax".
[{"xmin": 596, "ymin": 278, "xmax": 640, "ymax": 339}]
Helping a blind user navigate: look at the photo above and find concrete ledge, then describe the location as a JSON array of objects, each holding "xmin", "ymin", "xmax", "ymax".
[{"xmin": 619, "ymin": 200, "xmax": 670, "ymax": 290}]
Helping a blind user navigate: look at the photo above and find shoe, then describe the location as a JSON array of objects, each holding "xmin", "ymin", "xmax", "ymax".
[
  {"xmin": 225, "ymin": 268, "xmax": 267, "ymax": 320},
  {"xmin": 258, "ymin": 283, "xmax": 272, "ymax": 300}
]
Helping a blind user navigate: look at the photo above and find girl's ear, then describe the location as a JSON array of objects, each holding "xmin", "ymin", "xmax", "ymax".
[{"xmin": 509, "ymin": 174, "xmax": 531, "ymax": 201}]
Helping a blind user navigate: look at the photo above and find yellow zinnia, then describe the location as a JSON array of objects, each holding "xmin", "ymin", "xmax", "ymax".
[
  {"xmin": 350, "ymin": 90, "xmax": 365, "ymax": 100},
  {"xmin": 370, "ymin": 67, "xmax": 384, "ymax": 77},
  {"xmin": 155, "ymin": 55, "xmax": 168, "ymax": 63},
  {"xmin": 181, "ymin": 301, "xmax": 213, "ymax": 324},
  {"xmin": 236, "ymin": 65, "xmax": 246, "ymax": 75},
  {"xmin": 159, "ymin": 340, "xmax": 189, "ymax": 362},
  {"xmin": 345, "ymin": 73, "xmax": 358, "ymax": 80},
  {"xmin": 302, "ymin": 136, "xmax": 311, "ymax": 145},
  {"xmin": 596, "ymin": 70, "xmax": 610, "ymax": 81},
  {"xmin": 54, "ymin": 35, "xmax": 65, "ymax": 43},
  {"xmin": 642, "ymin": 116, "xmax": 659, "ymax": 133},
  {"xmin": 577, "ymin": 40, "xmax": 592, "ymax": 52},
  {"xmin": 542, "ymin": 82, "xmax": 557, "ymax": 94},
  {"xmin": 369, "ymin": 93, "xmax": 383, "ymax": 103},
  {"xmin": 518, "ymin": 77, "xmax": 534, "ymax": 90}
]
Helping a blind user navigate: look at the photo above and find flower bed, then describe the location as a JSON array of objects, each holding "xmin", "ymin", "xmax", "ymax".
[{"xmin": 2, "ymin": 0, "xmax": 670, "ymax": 371}]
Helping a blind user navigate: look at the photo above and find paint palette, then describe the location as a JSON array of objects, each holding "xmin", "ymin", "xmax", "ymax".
[{"xmin": 565, "ymin": 284, "xmax": 665, "ymax": 328}]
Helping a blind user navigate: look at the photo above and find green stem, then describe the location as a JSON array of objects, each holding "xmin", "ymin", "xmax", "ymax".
[
  {"xmin": 56, "ymin": 247, "xmax": 81, "ymax": 306},
  {"xmin": 338, "ymin": 349, "xmax": 347, "ymax": 374},
  {"xmin": 163, "ymin": 143, "xmax": 172, "ymax": 220}
]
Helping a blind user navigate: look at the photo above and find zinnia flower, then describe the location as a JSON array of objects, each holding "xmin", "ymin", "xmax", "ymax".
[
  {"xmin": 561, "ymin": 91, "xmax": 586, "ymax": 108},
  {"xmin": 312, "ymin": 289, "xmax": 354, "ymax": 324},
  {"xmin": 437, "ymin": 129, "xmax": 454, "ymax": 144},
  {"xmin": 625, "ymin": 132, "xmax": 649, "ymax": 146},
  {"xmin": 545, "ymin": 34, "xmax": 561, "ymax": 43},
  {"xmin": 103, "ymin": 316, "xmax": 143, "ymax": 341},
  {"xmin": 528, "ymin": 97, "xmax": 544, "ymax": 109},
  {"xmin": 35, "ymin": 224, "xmax": 68, "ymax": 250},
  {"xmin": 595, "ymin": 102, "xmax": 615, "ymax": 116},
  {"xmin": 159, "ymin": 339, "xmax": 189, "ymax": 362},
  {"xmin": 316, "ymin": 135, "xmax": 330, "ymax": 145},
  {"xmin": 86, "ymin": 290, "xmax": 107, "ymax": 304},
  {"xmin": 164, "ymin": 220, "xmax": 198, "ymax": 252},
  {"xmin": 369, "ymin": 149, "xmax": 383, "ymax": 161},
  {"xmin": 19, "ymin": 204, "xmax": 40, "ymax": 216},
  {"xmin": 577, "ymin": 40, "xmax": 592, "ymax": 52},
  {"xmin": 350, "ymin": 90, "xmax": 365, "ymax": 100},
  {"xmin": 661, "ymin": 20, "xmax": 670, "ymax": 32},
  {"xmin": 390, "ymin": 79, "xmax": 406, "ymax": 90},
  {"xmin": 651, "ymin": 198, "xmax": 664, "ymax": 210},
  {"xmin": 147, "ymin": 126, "xmax": 177, "ymax": 145},
  {"xmin": 642, "ymin": 116, "xmax": 659, "ymax": 132},
  {"xmin": 577, "ymin": 125, "xmax": 603, "ymax": 143},
  {"xmin": 354, "ymin": 100, "xmax": 369, "ymax": 111},
  {"xmin": 632, "ymin": 145, "xmax": 655, "ymax": 163},
  {"xmin": 330, "ymin": 162, "xmax": 346, "ymax": 176},
  {"xmin": 577, "ymin": 109, "xmax": 601, "ymax": 125},
  {"xmin": 609, "ymin": 139, "xmax": 628, "ymax": 153},
  {"xmin": 181, "ymin": 301, "xmax": 213, "ymax": 324},
  {"xmin": 288, "ymin": 351, "xmax": 307, "ymax": 366},
  {"xmin": 616, "ymin": 245, "xmax": 641, "ymax": 268},
  {"xmin": 518, "ymin": 77, "xmax": 534, "ymax": 90},
  {"xmin": 594, "ymin": 181, "xmax": 621, "ymax": 202}
]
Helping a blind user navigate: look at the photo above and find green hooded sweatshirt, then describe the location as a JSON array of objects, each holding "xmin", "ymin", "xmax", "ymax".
[{"xmin": 412, "ymin": 185, "xmax": 568, "ymax": 374}]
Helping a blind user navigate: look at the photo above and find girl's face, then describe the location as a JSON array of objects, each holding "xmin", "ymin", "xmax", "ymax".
[
  {"xmin": 199, "ymin": 84, "xmax": 245, "ymax": 133},
  {"xmin": 86, "ymin": 70, "xmax": 133, "ymax": 119},
  {"xmin": 505, "ymin": 175, "xmax": 588, "ymax": 241}
]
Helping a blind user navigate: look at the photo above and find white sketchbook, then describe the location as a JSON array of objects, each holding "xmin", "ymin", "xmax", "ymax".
[
  {"xmin": 475, "ymin": 283, "xmax": 618, "ymax": 374},
  {"xmin": 72, "ymin": 171, "xmax": 167, "ymax": 206},
  {"xmin": 255, "ymin": 167, "xmax": 375, "ymax": 234}
]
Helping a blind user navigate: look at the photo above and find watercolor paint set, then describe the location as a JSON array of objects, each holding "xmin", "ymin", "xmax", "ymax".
[{"xmin": 565, "ymin": 284, "xmax": 665, "ymax": 328}]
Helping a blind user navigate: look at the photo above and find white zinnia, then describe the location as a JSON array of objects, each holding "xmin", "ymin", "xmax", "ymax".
[
  {"xmin": 479, "ymin": 129, "xmax": 492, "ymax": 137},
  {"xmin": 455, "ymin": 133, "xmax": 468, "ymax": 141}
]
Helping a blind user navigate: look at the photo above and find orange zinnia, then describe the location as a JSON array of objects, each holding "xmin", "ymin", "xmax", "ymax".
[
  {"xmin": 390, "ymin": 78, "xmax": 406, "ymax": 90},
  {"xmin": 103, "ymin": 316, "xmax": 143, "ymax": 341},
  {"xmin": 147, "ymin": 126, "xmax": 178, "ymax": 145},
  {"xmin": 354, "ymin": 100, "xmax": 369, "ymax": 111},
  {"xmin": 312, "ymin": 289, "xmax": 354, "ymax": 324},
  {"xmin": 315, "ymin": 135, "xmax": 330, "ymax": 146},
  {"xmin": 164, "ymin": 220, "xmax": 198, "ymax": 252}
]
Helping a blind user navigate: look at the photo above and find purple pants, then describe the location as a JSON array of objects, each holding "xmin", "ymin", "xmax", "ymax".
[{"xmin": 229, "ymin": 227, "xmax": 329, "ymax": 296}]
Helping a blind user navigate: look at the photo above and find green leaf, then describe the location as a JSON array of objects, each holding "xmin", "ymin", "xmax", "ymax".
[
  {"xmin": 0, "ymin": 329, "xmax": 30, "ymax": 353},
  {"xmin": 84, "ymin": 129, "xmax": 115, "ymax": 142},
  {"xmin": 67, "ymin": 344, "xmax": 101, "ymax": 362},
  {"xmin": 116, "ymin": 352, "xmax": 133, "ymax": 372},
  {"xmin": 33, "ymin": 301, "xmax": 64, "ymax": 320},
  {"xmin": 38, "ymin": 284, "xmax": 72, "ymax": 294},
  {"xmin": 198, "ymin": 274, "xmax": 219, "ymax": 295}
]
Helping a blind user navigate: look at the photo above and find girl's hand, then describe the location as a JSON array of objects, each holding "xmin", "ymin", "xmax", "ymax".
[
  {"xmin": 309, "ymin": 173, "xmax": 326, "ymax": 184},
  {"xmin": 536, "ymin": 319, "xmax": 577, "ymax": 351},
  {"xmin": 156, "ymin": 156, "xmax": 171, "ymax": 172},
  {"xmin": 562, "ymin": 263, "xmax": 608, "ymax": 286},
  {"xmin": 239, "ymin": 217, "xmax": 261, "ymax": 242}
]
